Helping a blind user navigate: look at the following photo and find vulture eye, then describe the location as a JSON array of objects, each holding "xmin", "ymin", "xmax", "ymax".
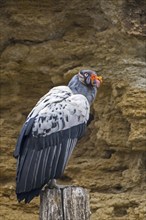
[{"xmin": 84, "ymin": 72, "xmax": 88, "ymax": 77}]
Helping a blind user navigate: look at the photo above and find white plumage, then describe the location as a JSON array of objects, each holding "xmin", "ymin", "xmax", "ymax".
[{"xmin": 31, "ymin": 86, "xmax": 89, "ymax": 136}]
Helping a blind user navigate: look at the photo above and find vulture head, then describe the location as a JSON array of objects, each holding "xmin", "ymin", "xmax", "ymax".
[
  {"xmin": 78, "ymin": 70, "xmax": 102, "ymax": 88},
  {"xmin": 68, "ymin": 69, "xmax": 102, "ymax": 105}
]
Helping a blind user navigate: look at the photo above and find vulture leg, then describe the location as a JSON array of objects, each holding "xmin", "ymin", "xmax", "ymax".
[{"xmin": 46, "ymin": 179, "xmax": 68, "ymax": 189}]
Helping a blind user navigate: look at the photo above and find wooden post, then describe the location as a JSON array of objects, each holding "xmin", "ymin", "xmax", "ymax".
[{"xmin": 40, "ymin": 186, "xmax": 90, "ymax": 220}]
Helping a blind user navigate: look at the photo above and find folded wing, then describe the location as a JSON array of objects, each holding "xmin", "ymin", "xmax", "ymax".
[{"xmin": 15, "ymin": 86, "xmax": 90, "ymax": 203}]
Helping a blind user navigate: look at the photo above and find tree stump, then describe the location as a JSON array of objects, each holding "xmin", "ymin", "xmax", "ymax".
[{"xmin": 40, "ymin": 186, "xmax": 90, "ymax": 220}]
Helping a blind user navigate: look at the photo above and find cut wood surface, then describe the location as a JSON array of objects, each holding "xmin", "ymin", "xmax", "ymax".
[{"xmin": 40, "ymin": 186, "xmax": 90, "ymax": 220}]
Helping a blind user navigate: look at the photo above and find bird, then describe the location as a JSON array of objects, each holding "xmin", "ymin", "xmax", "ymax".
[{"xmin": 14, "ymin": 69, "xmax": 102, "ymax": 203}]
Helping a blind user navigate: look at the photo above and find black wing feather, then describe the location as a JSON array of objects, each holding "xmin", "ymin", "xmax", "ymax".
[
  {"xmin": 16, "ymin": 123, "xmax": 86, "ymax": 202},
  {"xmin": 25, "ymin": 150, "xmax": 38, "ymax": 191},
  {"xmin": 14, "ymin": 118, "xmax": 35, "ymax": 158},
  {"xmin": 41, "ymin": 146, "xmax": 51, "ymax": 183},
  {"xmin": 51, "ymin": 143, "xmax": 62, "ymax": 179}
]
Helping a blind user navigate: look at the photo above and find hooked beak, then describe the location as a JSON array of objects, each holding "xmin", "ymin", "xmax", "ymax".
[{"xmin": 90, "ymin": 74, "xmax": 103, "ymax": 88}]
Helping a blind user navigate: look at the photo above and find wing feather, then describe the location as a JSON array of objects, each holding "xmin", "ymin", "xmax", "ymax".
[
  {"xmin": 24, "ymin": 149, "xmax": 35, "ymax": 191},
  {"xmin": 41, "ymin": 146, "xmax": 51, "ymax": 183},
  {"xmin": 33, "ymin": 149, "xmax": 44, "ymax": 189},
  {"xmin": 51, "ymin": 143, "xmax": 62, "ymax": 179},
  {"xmin": 16, "ymin": 147, "xmax": 28, "ymax": 183},
  {"xmin": 14, "ymin": 118, "xmax": 35, "ymax": 158},
  {"xmin": 45, "ymin": 145, "xmax": 57, "ymax": 180}
]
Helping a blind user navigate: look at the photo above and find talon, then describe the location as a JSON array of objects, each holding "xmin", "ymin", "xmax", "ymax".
[{"xmin": 46, "ymin": 179, "xmax": 69, "ymax": 189}]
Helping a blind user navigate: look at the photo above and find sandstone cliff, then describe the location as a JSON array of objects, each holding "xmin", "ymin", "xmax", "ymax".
[{"xmin": 0, "ymin": 1, "xmax": 146, "ymax": 219}]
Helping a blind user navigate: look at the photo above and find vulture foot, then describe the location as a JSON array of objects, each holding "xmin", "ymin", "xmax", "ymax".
[{"xmin": 46, "ymin": 179, "xmax": 68, "ymax": 189}]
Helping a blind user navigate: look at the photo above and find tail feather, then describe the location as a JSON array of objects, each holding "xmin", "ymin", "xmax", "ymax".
[{"xmin": 17, "ymin": 188, "xmax": 41, "ymax": 203}]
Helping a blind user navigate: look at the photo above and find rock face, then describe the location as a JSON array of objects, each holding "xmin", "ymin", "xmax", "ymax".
[{"xmin": 0, "ymin": 1, "xmax": 146, "ymax": 220}]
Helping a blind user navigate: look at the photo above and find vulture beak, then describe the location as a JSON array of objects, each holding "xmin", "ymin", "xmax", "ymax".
[{"xmin": 90, "ymin": 73, "xmax": 103, "ymax": 88}]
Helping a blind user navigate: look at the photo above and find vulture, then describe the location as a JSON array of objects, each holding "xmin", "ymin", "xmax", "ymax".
[{"xmin": 14, "ymin": 70, "xmax": 102, "ymax": 203}]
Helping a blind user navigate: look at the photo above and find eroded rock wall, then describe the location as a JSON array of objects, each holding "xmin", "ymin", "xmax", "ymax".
[{"xmin": 0, "ymin": 1, "xmax": 146, "ymax": 220}]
